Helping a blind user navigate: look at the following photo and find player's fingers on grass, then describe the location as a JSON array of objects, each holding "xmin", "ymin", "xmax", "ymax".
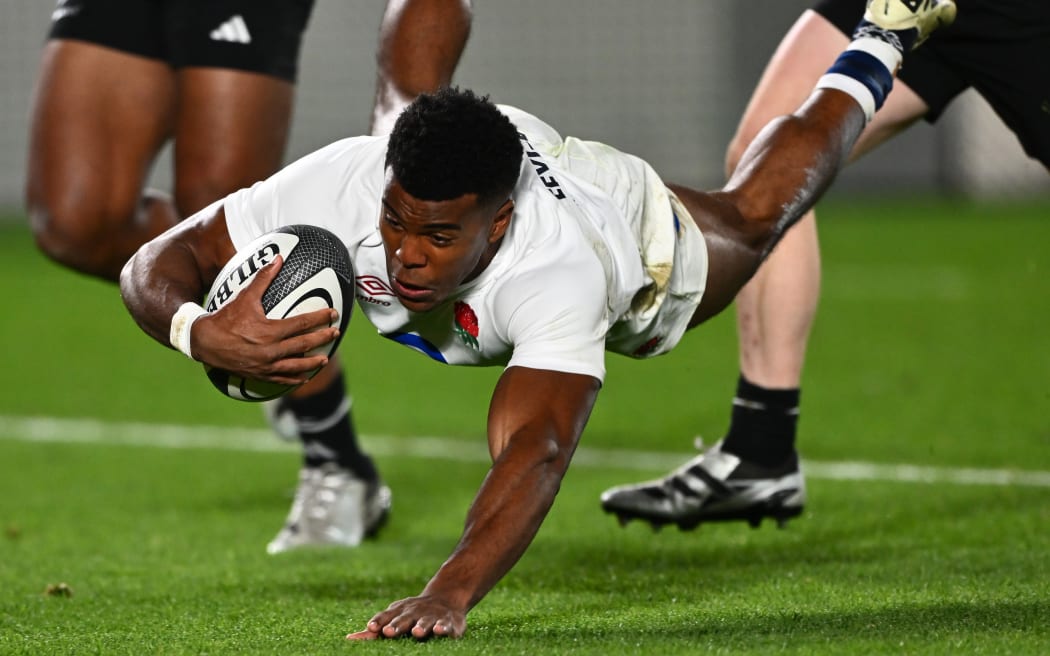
[
  {"xmin": 433, "ymin": 619, "xmax": 464, "ymax": 638},
  {"xmin": 408, "ymin": 614, "xmax": 461, "ymax": 639},
  {"xmin": 410, "ymin": 618, "xmax": 439, "ymax": 640},
  {"xmin": 365, "ymin": 612, "xmax": 400, "ymax": 636},
  {"xmin": 377, "ymin": 612, "xmax": 420, "ymax": 638},
  {"xmin": 345, "ymin": 629, "xmax": 381, "ymax": 641}
]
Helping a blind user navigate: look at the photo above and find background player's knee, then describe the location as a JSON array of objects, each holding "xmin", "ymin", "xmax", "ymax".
[
  {"xmin": 28, "ymin": 190, "xmax": 179, "ymax": 280},
  {"xmin": 28, "ymin": 195, "xmax": 121, "ymax": 276}
]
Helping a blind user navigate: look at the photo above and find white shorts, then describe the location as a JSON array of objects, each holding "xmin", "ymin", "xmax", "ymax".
[
  {"xmin": 501, "ymin": 104, "xmax": 709, "ymax": 360},
  {"xmin": 605, "ymin": 189, "xmax": 708, "ymax": 359}
]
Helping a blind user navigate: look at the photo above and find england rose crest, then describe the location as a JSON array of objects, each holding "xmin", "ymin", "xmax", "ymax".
[{"xmin": 454, "ymin": 301, "xmax": 480, "ymax": 350}]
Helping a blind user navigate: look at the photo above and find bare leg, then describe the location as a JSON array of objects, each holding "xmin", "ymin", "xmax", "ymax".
[
  {"xmin": 26, "ymin": 41, "xmax": 179, "ymax": 281},
  {"xmin": 26, "ymin": 39, "xmax": 302, "ymax": 282},
  {"xmin": 302, "ymin": 0, "xmax": 473, "ymax": 407},
  {"xmin": 370, "ymin": 0, "xmax": 473, "ymax": 135},
  {"xmin": 730, "ymin": 11, "xmax": 927, "ymax": 391},
  {"xmin": 171, "ymin": 68, "xmax": 295, "ymax": 214},
  {"xmin": 267, "ymin": 0, "xmax": 474, "ymax": 554},
  {"xmin": 726, "ymin": 14, "xmax": 844, "ymax": 388},
  {"xmin": 717, "ymin": 11, "xmax": 928, "ymax": 473},
  {"xmin": 300, "ymin": 0, "xmax": 472, "ymax": 404},
  {"xmin": 178, "ymin": 69, "xmax": 366, "ymax": 475},
  {"xmin": 600, "ymin": 10, "xmax": 932, "ymax": 530}
]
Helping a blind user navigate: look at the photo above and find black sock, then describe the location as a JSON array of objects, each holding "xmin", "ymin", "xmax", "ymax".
[
  {"xmin": 720, "ymin": 375, "xmax": 800, "ymax": 467},
  {"xmin": 286, "ymin": 372, "xmax": 378, "ymax": 482}
]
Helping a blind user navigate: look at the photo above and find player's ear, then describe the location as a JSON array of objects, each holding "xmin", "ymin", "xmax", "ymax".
[{"xmin": 488, "ymin": 198, "xmax": 514, "ymax": 243}]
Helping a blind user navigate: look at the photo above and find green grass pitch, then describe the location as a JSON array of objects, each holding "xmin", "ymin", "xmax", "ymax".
[{"xmin": 0, "ymin": 197, "xmax": 1047, "ymax": 654}]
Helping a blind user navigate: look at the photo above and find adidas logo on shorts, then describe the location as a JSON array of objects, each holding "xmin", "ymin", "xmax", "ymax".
[
  {"xmin": 210, "ymin": 15, "xmax": 252, "ymax": 44},
  {"xmin": 51, "ymin": 0, "xmax": 81, "ymax": 22}
]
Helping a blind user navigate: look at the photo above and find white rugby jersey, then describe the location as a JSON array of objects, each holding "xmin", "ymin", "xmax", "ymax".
[{"xmin": 224, "ymin": 106, "xmax": 676, "ymax": 382}]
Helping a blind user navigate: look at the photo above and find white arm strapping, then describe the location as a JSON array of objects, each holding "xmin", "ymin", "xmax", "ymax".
[
  {"xmin": 815, "ymin": 72, "xmax": 877, "ymax": 123},
  {"xmin": 169, "ymin": 302, "xmax": 208, "ymax": 360}
]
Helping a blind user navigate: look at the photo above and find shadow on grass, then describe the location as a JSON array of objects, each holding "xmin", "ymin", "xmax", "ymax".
[
  {"xmin": 476, "ymin": 598, "xmax": 1050, "ymax": 644},
  {"xmin": 515, "ymin": 527, "xmax": 896, "ymax": 593}
]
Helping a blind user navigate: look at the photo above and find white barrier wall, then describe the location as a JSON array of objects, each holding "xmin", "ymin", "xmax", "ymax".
[{"xmin": 0, "ymin": 1, "xmax": 1044, "ymax": 215}]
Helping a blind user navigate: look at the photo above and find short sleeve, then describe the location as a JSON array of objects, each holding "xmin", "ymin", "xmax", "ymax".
[
  {"xmin": 496, "ymin": 259, "xmax": 609, "ymax": 382},
  {"xmin": 223, "ymin": 137, "xmax": 381, "ymax": 250}
]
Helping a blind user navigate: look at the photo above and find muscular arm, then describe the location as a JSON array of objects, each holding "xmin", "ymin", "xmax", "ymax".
[
  {"xmin": 679, "ymin": 89, "xmax": 869, "ymax": 323},
  {"xmin": 120, "ymin": 204, "xmax": 235, "ymax": 345},
  {"xmin": 685, "ymin": 0, "xmax": 957, "ymax": 323},
  {"xmin": 119, "ymin": 205, "xmax": 337, "ymax": 385},
  {"xmin": 716, "ymin": 89, "xmax": 867, "ymax": 253},
  {"xmin": 350, "ymin": 366, "xmax": 601, "ymax": 640}
]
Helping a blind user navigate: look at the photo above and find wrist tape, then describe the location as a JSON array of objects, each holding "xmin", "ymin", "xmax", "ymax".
[
  {"xmin": 815, "ymin": 38, "xmax": 901, "ymax": 122},
  {"xmin": 169, "ymin": 302, "xmax": 208, "ymax": 360}
]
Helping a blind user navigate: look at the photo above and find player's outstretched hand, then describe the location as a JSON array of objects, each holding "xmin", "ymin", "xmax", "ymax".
[
  {"xmin": 192, "ymin": 255, "xmax": 339, "ymax": 385},
  {"xmin": 346, "ymin": 595, "xmax": 467, "ymax": 641}
]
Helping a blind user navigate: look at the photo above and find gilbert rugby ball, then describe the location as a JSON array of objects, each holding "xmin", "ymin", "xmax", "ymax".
[{"xmin": 203, "ymin": 224, "xmax": 354, "ymax": 401}]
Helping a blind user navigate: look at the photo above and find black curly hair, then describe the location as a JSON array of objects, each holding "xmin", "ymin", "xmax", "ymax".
[{"xmin": 385, "ymin": 87, "xmax": 523, "ymax": 208}]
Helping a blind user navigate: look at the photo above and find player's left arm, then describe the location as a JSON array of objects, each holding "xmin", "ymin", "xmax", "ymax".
[{"xmin": 348, "ymin": 365, "xmax": 600, "ymax": 640}]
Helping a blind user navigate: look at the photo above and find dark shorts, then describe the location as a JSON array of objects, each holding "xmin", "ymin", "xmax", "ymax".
[
  {"xmin": 813, "ymin": 0, "xmax": 1050, "ymax": 165},
  {"xmin": 47, "ymin": 0, "xmax": 315, "ymax": 82}
]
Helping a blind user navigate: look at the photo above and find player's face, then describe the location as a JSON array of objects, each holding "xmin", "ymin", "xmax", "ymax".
[{"xmin": 379, "ymin": 177, "xmax": 512, "ymax": 313}]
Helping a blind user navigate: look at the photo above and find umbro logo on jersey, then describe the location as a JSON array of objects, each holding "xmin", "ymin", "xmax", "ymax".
[
  {"xmin": 356, "ymin": 275, "xmax": 395, "ymax": 296},
  {"xmin": 356, "ymin": 275, "xmax": 394, "ymax": 307},
  {"xmin": 210, "ymin": 15, "xmax": 252, "ymax": 44}
]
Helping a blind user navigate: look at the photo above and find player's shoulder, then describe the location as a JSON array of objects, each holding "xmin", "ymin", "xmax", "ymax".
[
  {"xmin": 272, "ymin": 135, "xmax": 387, "ymax": 196},
  {"xmin": 296, "ymin": 134, "xmax": 387, "ymax": 167},
  {"xmin": 497, "ymin": 104, "xmax": 564, "ymax": 148}
]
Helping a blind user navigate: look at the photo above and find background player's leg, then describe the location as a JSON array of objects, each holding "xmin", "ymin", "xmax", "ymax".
[
  {"xmin": 171, "ymin": 68, "xmax": 294, "ymax": 214},
  {"xmin": 268, "ymin": 0, "xmax": 474, "ymax": 552},
  {"xmin": 370, "ymin": 0, "xmax": 473, "ymax": 135},
  {"xmin": 718, "ymin": 12, "xmax": 851, "ymax": 473},
  {"xmin": 725, "ymin": 11, "xmax": 927, "ymax": 469},
  {"xmin": 26, "ymin": 41, "xmax": 178, "ymax": 281},
  {"xmin": 601, "ymin": 10, "xmax": 930, "ymax": 531},
  {"xmin": 170, "ymin": 65, "xmax": 389, "ymax": 553}
]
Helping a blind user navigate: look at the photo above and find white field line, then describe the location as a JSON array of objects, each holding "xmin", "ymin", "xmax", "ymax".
[{"xmin": 2, "ymin": 414, "xmax": 1050, "ymax": 488}]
